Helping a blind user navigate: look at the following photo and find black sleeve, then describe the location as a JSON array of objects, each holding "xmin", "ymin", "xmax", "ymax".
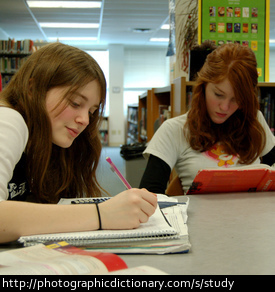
[
  {"xmin": 262, "ymin": 146, "xmax": 275, "ymax": 166},
  {"xmin": 139, "ymin": 155, "xmax": 171, "ymax": 194}
]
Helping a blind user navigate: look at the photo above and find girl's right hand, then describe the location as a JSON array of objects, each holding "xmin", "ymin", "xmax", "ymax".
[{"xmin": 98, "ymin": 188, "xmax": 157, "ymax": 230}]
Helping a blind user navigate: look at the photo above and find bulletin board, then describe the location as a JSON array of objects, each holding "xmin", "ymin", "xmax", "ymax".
[{"xmin": 198, "ymin": 0, "xmax": 270, "ymax": 81}]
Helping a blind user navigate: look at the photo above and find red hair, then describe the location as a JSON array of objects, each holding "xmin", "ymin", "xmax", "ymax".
[{"xmin": 185, "ymin": 43, "xmax": 266, "ymax": 164}]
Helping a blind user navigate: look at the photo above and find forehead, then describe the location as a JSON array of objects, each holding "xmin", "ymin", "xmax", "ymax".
[
  {"xmin": 73, "ymin": 80, "xmax": 102, "ymax": 104},
  {"xmin": 78, "ymin": 80, "xmax": 101, "ymax": 104},
  {"xmin": 209, "ymin": 78, "xmax": 234, "ymax": 94}
]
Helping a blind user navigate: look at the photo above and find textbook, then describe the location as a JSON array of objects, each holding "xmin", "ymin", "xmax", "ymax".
[
  {"xmin": 187, "ymin": 164, "xmax": 275, "ymax": 194},
  {"xmin": 0, "ymin": 241, "xmax": 167, "ymax": 275},
  {"xmin": 18, "ymin": 195, "xmax": 191, "ymax": 254}
]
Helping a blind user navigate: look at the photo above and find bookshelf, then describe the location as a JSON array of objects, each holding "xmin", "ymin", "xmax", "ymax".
[
  {"xmin": 138, "ymin": 86, "xmax": 171, "ymax": 142},
  {"xmin": 0, "ymin": 53, "xmax": 31, "ymax": 89},
  {"xmin": 0, "ymin": 39, "xmax": 34, "ymax": 90},
  {"xmin": 258, "ymin": 82, "xmax": 275, "ymax": 134},
  {"xmin": 126, "ymin": 104, "xmax": 138, "ymax": 144},
  {"xmin": 138, "ymin": 90, "xmax": 148, "ymax": 142},
  {"xmin": 99, "ymin": 117, "xmax": 109, "ymax": 146}
]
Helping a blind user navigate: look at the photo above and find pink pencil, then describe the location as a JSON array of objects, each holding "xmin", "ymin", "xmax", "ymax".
[{"xmin": 106, "ymin": 157, "xmax": 132, "ymax": 189}]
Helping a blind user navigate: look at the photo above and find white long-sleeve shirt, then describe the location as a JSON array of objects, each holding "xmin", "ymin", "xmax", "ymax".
[{"xmin": 0, "ymin": 107, "xmax": 29, "ymax": 201}]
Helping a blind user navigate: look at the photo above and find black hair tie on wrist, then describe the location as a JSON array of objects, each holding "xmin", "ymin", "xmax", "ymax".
[{"xmin": 95, "ymin": 203, "xmax": 102, "ymax": 230}]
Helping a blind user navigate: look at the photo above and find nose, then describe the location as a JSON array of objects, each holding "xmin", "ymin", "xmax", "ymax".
[
  {"xmin": 75, "ymin": 110, "xmax": 90, "ymax": 127},
  {"xmin": 219, "ymin": 99, "xmax": 230, "ymax": 112}
]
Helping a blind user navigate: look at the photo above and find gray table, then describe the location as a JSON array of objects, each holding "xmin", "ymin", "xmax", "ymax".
[{"xmin": 121, "ymin": 192, "xmax": 275, "ymax": 275}]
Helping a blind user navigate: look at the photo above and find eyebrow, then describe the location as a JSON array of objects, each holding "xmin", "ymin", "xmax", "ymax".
[
  {"xmin": 77, "ymin": 93, "xmax": 88, "ymax": 101},
  {"xmin": 214, "ymin": 85, "xmax": 226, "ymax": 94}
]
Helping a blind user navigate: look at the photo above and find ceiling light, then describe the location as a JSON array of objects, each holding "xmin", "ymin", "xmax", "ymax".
[
  {"xmin": 48, "ymin": 37, "xmax": 97, "ymax": 41},
  {"xmin": 40, "ymin": 23, "xmax": 99, "ymax": 28},
  {"xmin": 161, "ymin": 24, "xmax": 170, "ymax": 30},
  {"xmin": 27, "ymin": 1, "xmax": 101, "ymax": 8},
  {"xmin": 150, "ymin": 38, "xmax": 169, "ymax": 42}
]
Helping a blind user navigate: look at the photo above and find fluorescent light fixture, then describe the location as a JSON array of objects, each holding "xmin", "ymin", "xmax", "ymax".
[
  {"xmin": 270, "ymin": 39, "xmax": 275, "ymax": 43},
  {"xmin": 150, "ymin": 38, "xmax": 169, "ymax": 42},
  {"xmin": 48, "ymin": 37, "xmax": 97, "ymax": 41},
  {"xmin": 40, "ymin": 23, "xmax": 99, "ymax": 28},
  {"xmin": 161, "ymin": 24, "xmax": 170, "ymax": 30},
  {"xmin": 27, "ymin": 1, "xmax": 101, "ymax": 8}
]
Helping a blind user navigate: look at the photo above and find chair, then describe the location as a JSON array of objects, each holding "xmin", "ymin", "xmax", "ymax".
[{"xmin": 166, "ymin": 175, "xmax": 185, "ymax": 196}]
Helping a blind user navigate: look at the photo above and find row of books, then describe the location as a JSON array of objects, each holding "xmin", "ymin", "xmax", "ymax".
[
  {"xmin": 127, "ymin": 122, "xmax": 138, "ymax": 143},
  {"xmin": 127, "ymin": 106, "xmax": 138, "ymax": 124},
  {"xmin": 260, "ymin": 93, "xmax": 275, "ymax": 134},
  {"xmin": 99, "ymin": 117, "xmax": 108, "ymax": 145},
  {"xmin": 0, "ymin": 55, "xmax": 29, "ymax": 74},
  {"xmin": 139, "ymin": 107, "xmax": 147, "ymax": 140},
  {"xmin": 0, "ymin": 38, "xmax": 34, "ymax": 54},
  {"xmin": 1, "ymin": 74, "xmax": 12, "ymax": 90}
]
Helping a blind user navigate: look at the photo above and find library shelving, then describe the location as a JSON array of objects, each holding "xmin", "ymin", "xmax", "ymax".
[
  {"xmin": 138, "ymin": 86, "xmax": 171, "ymax": 142},
  {"xmin": 99, "ymin": 116, "xmax": 109, "ymax": 146},
  {"xmin": 0, "ymin": 39, "xmax": 34, "ymax": 90},
  {"xmin": 258, "ymin": 82, "xmax": 275, "ymax": 134},
  {"xmin": 126, "ymin": 104, "xmax": 138, "ymax": 144},
  {"xmin": 0, "ymin": 53, "xmax": 31, "ymax": 89}
]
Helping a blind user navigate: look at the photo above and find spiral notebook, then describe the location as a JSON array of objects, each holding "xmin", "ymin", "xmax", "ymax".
[{"xmin": 18, "ymin": 203, "xmax": 179, "ymax": 247}]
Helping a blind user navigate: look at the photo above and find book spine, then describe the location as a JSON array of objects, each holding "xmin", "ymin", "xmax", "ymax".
[{"xmin": 256, "ymin": 169, "xmax": 274, "ymax": 191}]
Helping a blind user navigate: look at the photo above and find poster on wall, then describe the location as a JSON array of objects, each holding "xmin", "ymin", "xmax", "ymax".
[{"xmin": 200, "ymin": 0, "xmax": 268, "ymax": 81}]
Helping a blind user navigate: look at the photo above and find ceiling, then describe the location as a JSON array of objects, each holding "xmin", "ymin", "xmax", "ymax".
[
  {"xmin": 0, "ymin": 0, "xmax": 274, "ymax": 50},
  {"xmin": 0, "ymin": 0, "xmax": 170, "ymax": 50}
]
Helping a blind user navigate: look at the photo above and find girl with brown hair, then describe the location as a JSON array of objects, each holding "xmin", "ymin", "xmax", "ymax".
[
  {"xmin": 0, "ymin": 42, "xmax": 157, "ymax": 243},
  {"xmin": 140, "ymin": 43, "xmax": 275, "ymax": 194}
]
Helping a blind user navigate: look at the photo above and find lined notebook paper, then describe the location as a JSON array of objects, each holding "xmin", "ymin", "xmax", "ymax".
[{"xmin": 18, "ymin": 205, "xmax": 178, "ymax": 247}]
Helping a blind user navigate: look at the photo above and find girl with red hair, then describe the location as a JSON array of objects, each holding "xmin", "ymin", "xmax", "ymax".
[{"xmin": 140, "ymin": 43, "xmax": 275, "ymax": 194}]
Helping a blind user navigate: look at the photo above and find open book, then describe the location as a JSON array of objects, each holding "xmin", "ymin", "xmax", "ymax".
[
  {"xmin": 0, "ymin": 241, "xmax": 167, "ymax": 275},
  {"xmin": 187, "ymin": 164, "xmax": 275, "ymax": 194}
]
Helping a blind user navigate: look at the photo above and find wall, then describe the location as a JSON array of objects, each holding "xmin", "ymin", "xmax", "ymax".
[
  {"xmin": 108, "ymin": 45, "xmax": 170, "ymax": 146},
  {"xmin": 124, "ymin": 47, "xmax": 169, "ymax": 89},
  {"xmin": 108, "ymin": 44, "xmax": 125, "ymax": 146}
]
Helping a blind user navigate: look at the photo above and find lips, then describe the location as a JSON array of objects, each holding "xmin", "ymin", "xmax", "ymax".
[
  {"xmin": 66, "ymin": 127, "xmax": 80, "ymax": 138},
  {"xmin": 216, "ymin": 112, "xmax": 227, "ymax": 118}
]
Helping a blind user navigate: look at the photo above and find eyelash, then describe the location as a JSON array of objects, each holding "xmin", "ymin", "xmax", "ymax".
[
  {"xmin": 215, "ymin": 92, "xmax": 223, "ymax": 98},
  {"xmin": 70, "ymin": 101, "xmax": 94, "ymax": 117},
  {"xmin": 70, "ymin": 101, "xmax": 80, "ymax": 108}
]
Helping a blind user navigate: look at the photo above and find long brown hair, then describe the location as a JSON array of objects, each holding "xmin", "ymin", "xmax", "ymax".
[
  {"xmin": 0, "ymin": 42, "xmax": 106, "ymax": 203},
  {"xmin": 185, "ymin": 43, "xmax": 265, "ymax": 164}
]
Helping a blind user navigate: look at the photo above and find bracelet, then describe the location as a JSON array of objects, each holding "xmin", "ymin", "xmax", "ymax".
[{"xmin": 95, "ymin": 203, "xmax": 102, "ymax": 230}]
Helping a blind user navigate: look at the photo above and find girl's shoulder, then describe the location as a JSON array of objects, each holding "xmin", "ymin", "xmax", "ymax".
[
  {"xmin": 0, "ymin": 107, "xmax": 29, "ymax": 140},
  {"xmin": 0, "ymin": 106, "xmax": 26, "ymax": 123},
  {"xmin": 158, "ymin": 113, "xmax": 188, "ymax": 138},
  {"xmin": 163, "ymin": 112, "xmax": 188, "ymax": 128}
]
